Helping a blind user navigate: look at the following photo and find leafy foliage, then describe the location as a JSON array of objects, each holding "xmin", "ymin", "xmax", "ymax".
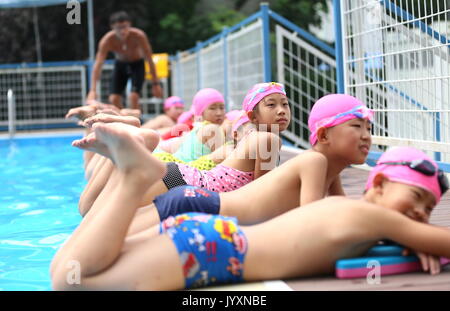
[{"xmin": 0, "ymin": 0, "xmax": 329, "ymax": 63}]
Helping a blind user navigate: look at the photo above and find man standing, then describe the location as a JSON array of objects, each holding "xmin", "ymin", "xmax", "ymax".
[{"xmin": 87, "ymin": 11, "xmax": 163, "ymax": 110}]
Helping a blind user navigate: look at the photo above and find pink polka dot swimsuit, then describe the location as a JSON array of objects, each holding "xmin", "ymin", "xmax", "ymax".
[{"xmin": 177, "ymin": 163, "xmax": 254, "ymax": 192}]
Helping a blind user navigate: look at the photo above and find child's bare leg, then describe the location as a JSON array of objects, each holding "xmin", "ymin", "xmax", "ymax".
[
  {"xmin": 83, "ymin": 150, "xmax": 96, "ymax": 170},
  {"xmin": 51, "ymin": 123, "xmax": 179, "ymax": 290},
  {"xmin": 127, "ymin": 204, "xmax": 162, "ymax": 236},
  {"xmin": 84, "ymin": 153, "xmax": 104, "ymax": 180},
  {"xmin": 84, "ymin": 156, "xmax": 168, "ymax": 214},
  {"xmin": 87, "ymin": 155, "xmax": 110, "ymax": 183},
  {"xmin": 75, "ymin": 124, "xmax": 161, "ymax": 215},
  {"xmin": 139, "ymin": 180, "xmax": 168, "ymax": 206},
  {"xmin": 84, "ymin": 153, "xmax": 99, "ymax": 179},
  {"xmin": 84, "ymin": 153, "xmax": 110, "ymax": 181},
  {"xmin": 79, "ymin": 158, "xmax": 115, "ymax": 216},
  {"xmin": 66, "ymin": 105, "xmax": 99, "ymax": 168}
]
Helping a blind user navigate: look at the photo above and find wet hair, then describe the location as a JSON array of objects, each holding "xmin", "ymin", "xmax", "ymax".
[{"xmin": 109, "ymin": 11, "xmax": 131, "ymax": 25}]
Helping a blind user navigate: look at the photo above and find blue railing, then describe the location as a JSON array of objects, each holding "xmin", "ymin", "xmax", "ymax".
[
  {"xmin": 334, "ymin": 0, "xmax": 448, "ymax": 166},
  {"xmin": 381, "ymin": 0, "xmax": 450, "ymax": 49},
  {"xmin": 169, "ymin": 3, "xmax": 336, "ymax": 106}
]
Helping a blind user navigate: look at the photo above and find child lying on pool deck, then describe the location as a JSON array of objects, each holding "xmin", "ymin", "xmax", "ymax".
[
  {"xmin": 100, "ymin": 92, "xmax": 374, "ymax": 235},
  {"xmin": 50, "ymin": 122, "xmax": 449, "ymax": 290},
  {"xmin": 74, "ymin": 82, "xmax": 291, "ymax": 217}
]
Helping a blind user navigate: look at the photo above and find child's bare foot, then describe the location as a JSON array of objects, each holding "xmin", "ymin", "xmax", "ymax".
[
  {"xmin": 96, "ymin": 108, "xmax": 121, "ymax": 116},
  {"xmin": 83, "ymin": 113, "xmax": 141, "ymax": 128},
  {"xmin": 65, "ymin": 105, "xmax": 97, "ymax": 121},
  {"xmin": 72, "ymin": 132, "xmax": 111, "ymax": 159},
  {"xmin": 72, "ymin": 123, "xmax": 160, "ymax": 159},
  {"xmin": 93, "ymin": 123, "xmax": 166, "ymax": 185},
  {"xmin": 120, "ymin": 108, "xmax": 142, "ymax": 119}
]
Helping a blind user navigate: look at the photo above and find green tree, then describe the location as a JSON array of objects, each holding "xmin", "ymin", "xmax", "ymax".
[
  {"xmin": 271, "ymin": 0, "xmax": 329, "ymax": 30},
  {"xmin": 0, "ymin": 0, "xmax": 330, "ymax": 63},
  {"xmin": 208, "ymin": 7, "xmax": 247, "ymax": 34}
]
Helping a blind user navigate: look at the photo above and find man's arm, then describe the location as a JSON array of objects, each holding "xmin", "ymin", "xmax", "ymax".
[
  {"xmin": 87, "ymin": 37, "xmax": 109, "ymax": 101},
  {"xmin": 139, "ymin": 32, "xmax": 162, "ymax": 98}
]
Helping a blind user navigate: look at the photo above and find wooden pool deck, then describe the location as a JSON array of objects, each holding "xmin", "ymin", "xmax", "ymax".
[
  {"xmin": 280, "ymin": 147, "xmax": 450, "ymax": 291},
  {"xmin": 5, "ymin": 131, "xmax": 448, "ymax": 290}
]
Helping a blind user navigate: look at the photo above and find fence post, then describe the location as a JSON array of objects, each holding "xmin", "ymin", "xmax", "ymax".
[
  {"xmin": 333, "ymin": 0, "xmax": 345, "ymax": 94},
  {"xmin": 260, "ymin": 2, "xmax": 272, "ymax": 82},
  {"xmin": 176, "ymin": 51, "xmax": 183, "ymax": 100},
  {"xmin": 87, "ymin": 0, "xmax": 95, "ymax": 63},
  {"xmin": 196, "ymin": 41, "xmax": 203, "ymax": 90},
  {"xmin": 222, "ymin": 26, "xmax": 230, "ymax": 111},
  {"xmin": 7, "ymin": 89, "xmax": 16, "ymax": 139},
  {"xmin": 435, "ymin": 112, "xmax": 442, "ymax": 161}
]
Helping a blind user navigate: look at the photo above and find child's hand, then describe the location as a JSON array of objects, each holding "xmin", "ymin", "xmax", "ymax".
[
  {"xmin": 416, "ymin": 252, "xmax": 441, "ymax": 275},
  {"xmin": 402, "ymin": 248, "xmax": 441, "ymax": 275}
]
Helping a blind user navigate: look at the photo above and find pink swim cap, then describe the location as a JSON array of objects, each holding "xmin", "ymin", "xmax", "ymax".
[
  {"xmin": 226, "ymin": 110, "xmax": 242, "ymax": 122},
  {"xmin": 164, "ymin": 96, "xmax": 184, "ymax": 110},
  {"xmin": 365, "ymin": 147, "xmax": 444, "ymax": 203},
  {"xmin": 242, "ymin": 82, "xmax": 287, "ymax": 112},
  {"xmin": 192, "ymin": 88, "xmax": 225, "ymax": 116},
  {"xmin": 231, "ymin": 110, "xmax": 250, "ymax": 133},
  {"xmin": 177, "ymin": 110, "xmax": 194, "ymax": 124},
  {"xmin": 308, "ymin": 94, "xmax": 374, "ymax": 146}
]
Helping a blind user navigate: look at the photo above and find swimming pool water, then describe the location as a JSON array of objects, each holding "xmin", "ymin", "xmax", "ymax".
[{"xmin": 0, "ymin": 135, "xmax": 85, "ymax": 291}]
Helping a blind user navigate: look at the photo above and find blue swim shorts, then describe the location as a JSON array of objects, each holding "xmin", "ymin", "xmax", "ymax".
[
  {"xmin": 154, "ymin": 185, "xmax": 220, "ymax": 221},
  {"xmin": 160, "ymin": 212, "xmax": 248, "ymax": 289}
]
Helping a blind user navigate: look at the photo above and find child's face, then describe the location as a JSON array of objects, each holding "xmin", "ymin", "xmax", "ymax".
[
  {"xmin": 380, "ymin": 181, "xmax": 436, "ymax": 223},
  {"xmin": 326, "ymin": 118, "xmax": 372, "ymax": 164},
  {"xmin": 253, "ymin": 93, "xmax": 290, "ymax": 133},
  {"xmin": 202, "ymin": 102, "xmax": 225, "ymax": 124},
  {"xmin": 166, "ymin": 106, "xmax": 184, "ymax": 120}
]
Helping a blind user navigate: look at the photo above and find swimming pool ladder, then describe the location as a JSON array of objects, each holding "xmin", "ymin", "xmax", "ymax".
[{"xmin": 7, "ymin": 89, "xmax": 16, "ymax": 138}]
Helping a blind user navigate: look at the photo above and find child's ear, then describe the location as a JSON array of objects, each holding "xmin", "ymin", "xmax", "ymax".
[
  {"xmin": 247, "ymin": 111, "xmax": 257, "ymax": 123},
  {"xmin": 316, "ymin": 127, "xmax": 329, "ymax": 144},
  {"xmin": 372, "ymin": 173, "xmax": 388, "ymax": 194}
]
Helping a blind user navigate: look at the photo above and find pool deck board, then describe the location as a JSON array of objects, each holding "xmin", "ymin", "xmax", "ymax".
[{"xmin": 280, "ymin": 148, "xmax": 450, "ymax": 291}]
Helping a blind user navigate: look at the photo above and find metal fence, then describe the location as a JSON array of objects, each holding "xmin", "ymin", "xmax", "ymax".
[
  {"xmin": 339, "ymin": 0, "xmax": 450, "ymax": 163},
  {"xmin": 5, "ymin": 1, "xmax": 449, "ymax": 171},
  {"xmin": 0, "ymin": 63, "xmax": 86, "ymax": 129},
  {"xmin": 98, "ymin": 64, "xmax": 168, "ymax": 115},
  {"xmin": 0, "ymin": 3, "xmax": 340, "ymax": 150},
  {"xmin": 276, "ymin": 25, "xmax": 337, "ymax": 148},
  {"xmin": 170, "ymin": 18, "xmax": 265, "ymax": 111},
  {"xmin": 170, "ymin": 4, "xmax": 336, "ymax": 147},
  {"xmin": 226, "ymin": 19, "xmax": 265, "ymax": 110},
  {"xmin": 0, "ymin": 60, "xmax": 167, "ymax": 131}
]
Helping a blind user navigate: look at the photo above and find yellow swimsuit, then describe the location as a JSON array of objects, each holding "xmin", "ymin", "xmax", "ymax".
[
  {"xmin": 153, "ymin": 140, "xmax": 234, "ymax": 171},
  {"xmin": 153, "ymin": 152, "xmax": 216, "ymax": 170}
]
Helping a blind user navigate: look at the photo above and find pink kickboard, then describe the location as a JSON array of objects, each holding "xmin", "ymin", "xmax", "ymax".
[
  {"xmin": 336, "ymin": 254, "xmax": 450, "ymax": 279},
  {"xmin": 336, "ymin": 261, "xmax": 422, "ymax": 279}
]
